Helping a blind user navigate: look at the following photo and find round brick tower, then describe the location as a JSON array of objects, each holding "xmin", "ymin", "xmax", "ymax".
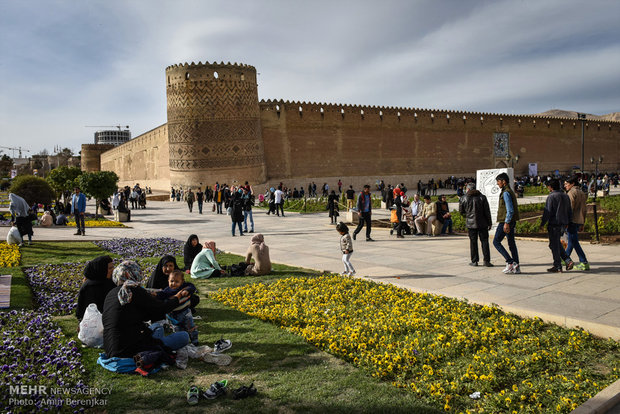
[{"xmin": 165, "ymin": 61, "xmax": 266, "ymax": 188}]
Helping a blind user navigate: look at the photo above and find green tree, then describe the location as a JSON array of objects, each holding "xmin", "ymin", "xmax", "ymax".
[
  {"xmin": 9, "ymin": 175, "xmax": 55, "ymax": 205},
  {"xmin": 77, "ymin": 171, "xmax": 119, "ymax": 219},
  {"xmin": 46, "ymin": 166, "xmax": 82, "ymax": 201}
]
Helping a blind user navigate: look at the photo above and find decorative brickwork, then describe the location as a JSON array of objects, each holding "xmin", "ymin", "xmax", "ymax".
[{"xmin": 165, "ymin": 61, "xmax": 266, "ymax": 187}]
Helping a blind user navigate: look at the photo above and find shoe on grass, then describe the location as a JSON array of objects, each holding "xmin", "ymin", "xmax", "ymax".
[
  {"xmin": 233, "ymin": 383, "xmax": 257, "ymax": 400},
  {"xmin": 187, "ymin": 385, "xmax": 200, "ymax": 405},
  {"xmin": 202, "ymin": 352, "xmax": 232, "ymax": 366},
  {"xmin": 202, "ymin": 380, "xmax": 228, "ymax": 399},
  {"xmin": 214, "ymin": 338, "xmax": 232, "ymax": 353}
]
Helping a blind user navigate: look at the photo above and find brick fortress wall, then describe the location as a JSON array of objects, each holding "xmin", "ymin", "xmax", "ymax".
[
  {"xmin": 99, "ymin": 124, "xmax": 170, "ymax": 190},
  {"xmin": 259, "ymin": 100, "xmax": 619, "ymax": 189},
  {"xmin": 94, "ymin": 61, "xmax": 620, "ymax": 191}
]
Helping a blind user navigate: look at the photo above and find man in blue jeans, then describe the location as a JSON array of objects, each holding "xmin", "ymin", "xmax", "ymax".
[
  {"xmin": 564, "ymin": 177, "xmax": 589, "ymax": 270},
  {"xmin": 71, "ymin": 186, "xmax": 87, "ymax": 236},
  {"xmin": 493, "ymin": 173, "xmax": 521, "ymax": 274}
]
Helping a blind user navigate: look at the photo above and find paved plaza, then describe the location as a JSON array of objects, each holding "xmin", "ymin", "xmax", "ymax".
[{"xmin": 31, "ymin": 192, "xmax": 620, "ymax": 342}]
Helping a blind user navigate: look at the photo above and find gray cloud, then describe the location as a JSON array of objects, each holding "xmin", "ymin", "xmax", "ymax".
[{"xmin": 1, "ymin": 0, "xmax": 618, "ymax": 154}]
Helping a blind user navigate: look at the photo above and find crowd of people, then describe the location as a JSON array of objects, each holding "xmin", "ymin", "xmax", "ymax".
[{"xmin": 75, "ymin": 232, "xmax": 273, "ymax": 372}]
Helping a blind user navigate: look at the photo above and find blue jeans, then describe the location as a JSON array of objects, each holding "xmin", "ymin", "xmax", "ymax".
[
  {"xmin": 149, "ymin": 322, "xmax": 190, "ymax": 351},
  {"xmin": 232, "ymin": 221, "xmax": 243, "ymax": 236},
  {"xmin": 565, "ymin": 222, "xmax": 588, "ymax": 263},
  {"xmin": 167, "ymin": 307, "xmax": 198, "ymax": 345},
  {"xmin": 243, "ymin": 210, "xmax": 254, "ymax": 232},
  {"xmin": 198, "ymin": 201, "xmax": 203, "ymax": 214},
  {"xmin": 441, "ymin": 218, "xmax": 453, "ymax": 234},
  {"xmin": 493, "ymin": 222, "xmax": 519, "ymax": 264}
]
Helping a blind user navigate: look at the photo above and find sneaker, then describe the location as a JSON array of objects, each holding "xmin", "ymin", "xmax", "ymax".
[
  {"xmin": 565, "ymin": 260, "xmax": 574, "ymax": 271},
  {"xmin": 341, "ymin": 272, "xmax": 350, "ymax": 276},
  {"xmin": 469, "ymin": 262, "xmax": 478, "ymax": 267},
  {"xmin": 511, "ymin": 263, "xmax": 521, "ymax": 274},
  {"xmin": 214, "ymin": 338, "xmax": 232, "ymax": 353},
  {"xmin": 547, "ymin": 266, "xmax": 562, "ymax": 273},
  {"xmin": 202, "ymin": 352, "xmax": 232, "ymax": 366},
  {"xmin": 575, "ymin": 262, "xmax": 590, "ymax": 271},
  {"xmin": 202, "ymin": 380, "xmax": 228, "ymax": 399},
  {"xmin": 233, "ymin": 383, "xmax": 257, "ymax": 400},
  {"xmin": 349, "ymin": 271, "xmax": 356, "ymax": 276},
  {"xmin": 502, "ymin": 263, "xmax": 514, "ymax": 274},
  {"xmin": 187, "ymin": 385, "xmax": 200, "ymax": 405}
]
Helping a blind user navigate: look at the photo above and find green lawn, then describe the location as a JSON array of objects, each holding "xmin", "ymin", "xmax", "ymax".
[{"xmin": 8, "ymin": 242, "xmax": 440, "ymax": 414}]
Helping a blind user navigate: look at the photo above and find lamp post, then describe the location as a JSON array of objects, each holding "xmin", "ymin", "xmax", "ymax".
[
  {"xmin": 578, "ymin": 113, "xmax": 586, "ymax": 172},
  {"xmin": 589, "ymin": 155, "xmax": 603, "ymax": 243}
]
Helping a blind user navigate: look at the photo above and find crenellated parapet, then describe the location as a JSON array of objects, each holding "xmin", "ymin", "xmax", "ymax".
[{"xmin": 259, "ymin": 100, "xmax": 619, "ymax": 132}]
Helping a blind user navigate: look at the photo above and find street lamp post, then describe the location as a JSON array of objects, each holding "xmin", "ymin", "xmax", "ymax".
[
  {"xmin": 589, "ymin": 155, "xmax": 603, "ymax": 243},
  {"xmin": 578, "ymin": 113, "xmax": 586, "ymax": 172}
]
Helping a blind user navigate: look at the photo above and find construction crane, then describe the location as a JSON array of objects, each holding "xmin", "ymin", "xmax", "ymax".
[
  {"xmin": 85, "ymin": 125, "xmax": 130, "ymax": 131},
  {"xmin": 0, "ymin": 146, "xmax": 30, "ymax": 158}
]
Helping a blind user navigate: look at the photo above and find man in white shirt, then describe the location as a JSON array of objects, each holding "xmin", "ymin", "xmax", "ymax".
[{"xmin": 274, "ymin": 186, "xmax": 285, "ymax": 217}]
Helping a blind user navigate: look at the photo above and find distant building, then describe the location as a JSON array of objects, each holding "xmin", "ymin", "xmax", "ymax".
[{"xmin": 94, "ymin": 129, "xmax": 131, "ymax": 146}]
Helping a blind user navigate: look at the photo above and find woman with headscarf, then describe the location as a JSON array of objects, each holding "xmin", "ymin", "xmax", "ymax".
[
  {"xmin": 76, "ymin": 256, "xmax": 116, "ymax": 320},
  {"xmin": 191, "ymin": 241, "xmax": 226, "ymax": 279},
  {"xmin": 245, "ymin": 234, "xmax": 272, "ymax": 276},
  {"xmin": 328, "ymin": 190, "xmax": 339, "ymax": 224},
  {"xmin": 9, "ymin": 193, "xmax": 29, "ymax": 220},
  {"xmin": 102, "ymin": 261, "xmax": 190, "ymax": 358},
  {"xmin": 146, "ymin": 255, "xmax": 180, "ymax": 289},
  {"xmin": 183, "ymin": 234, "xmax": 202, "ymax": 272},
  {"xmin": 9, "ymin": 193, "xmax": 34, "ymax": 244}
]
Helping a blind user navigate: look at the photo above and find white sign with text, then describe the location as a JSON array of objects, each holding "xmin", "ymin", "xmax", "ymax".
[{"xmin": 476, "ymin": 168, "xmax": 513, "ymax": 227}]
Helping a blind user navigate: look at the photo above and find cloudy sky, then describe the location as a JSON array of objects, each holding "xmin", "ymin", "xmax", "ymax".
[{"xmin": 1, "ymin": 0, "xmax": 619, "ymax": 155}]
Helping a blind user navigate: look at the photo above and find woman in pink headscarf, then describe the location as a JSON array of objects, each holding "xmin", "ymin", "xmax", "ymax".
[{"xmin": 245, "ymin": 234, "xmax": 271, "ymax": 276}]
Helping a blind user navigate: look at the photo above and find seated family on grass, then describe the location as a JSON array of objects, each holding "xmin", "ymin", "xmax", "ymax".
[{"xmin": 74, "ymin": 233, "xmax": 272, "ymax": 376}]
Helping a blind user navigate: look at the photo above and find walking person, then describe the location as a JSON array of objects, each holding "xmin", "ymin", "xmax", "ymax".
[
  {"xmin": 196, "ymin": 188, "xmax": 204, "ymax": 214},
  {"xmin": 214, "ymin": 186, "xmax": 224, "ymax": 214},
  {"xmin": 459, "ymin": 182, "xmax": 493, "ymax": 267},
  {"xmin": 353, "ymin": 185, "xmax": 374, "ymax": 241},
  {"xmin": 493, "ymin": 173, "xmax": 521, "ymax": 274},
  {"xmin": 274, "ymin": 186, "xmax": 285, "ymax": 217},
  {"xmin": 185, "ymin": 188, "xmax": 195, "ymax": 213},
  {"xmin": 541, "ymin": 179, "xmax": 573, "ymax": 273},
  {"xmin": 72, "ymin": 186, "xmax": 87, "ymax": 236},
  {"xmin": 336, "ymin": 222, "xmax": 355, "ymax": 276},
  {"xmin": 563, "ymin": 176, "xmax": 590, "ymax": 270},
  {"xmin": 242, "ymin": 187, "xmax": 254, "ymax": 233},
  {"xmin": 328, "ymin": 190, "xmax": 339, "ymax": 224},
  {"xmin": 231, "ymin": 190, "xmax": 244, "ymax": 236}
]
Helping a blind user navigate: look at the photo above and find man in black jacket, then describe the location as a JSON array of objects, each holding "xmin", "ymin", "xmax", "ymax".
[
  {"xmin": 541, "ymin": 179, "xmax": 573, "ymax": 273},
  {"xmin": 459, "ymin": 183, "xmax": 493, "ymax": 267}
]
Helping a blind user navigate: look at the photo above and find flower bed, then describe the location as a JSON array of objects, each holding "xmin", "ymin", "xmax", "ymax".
[
  {"xmin": 93, "ymin": 237, "xmax": 183, "ymax": 259},
  {"xmin": 0, "ymin": 242, "xmax": 20, "ymax": 267},
  {"xmin": 67, "ymin": 219, "xmax": 126, "ymax": 228},
  {"xmin": 24, "ymin": 261, "xmax": 155, "ymax": 315},
  {"xmin": 212, "ymin": 275, "xmax": 620, "ymax": 413},
  {"xmin": 0, "ymin": 310, "xmax": 87, "ymax": 412}
]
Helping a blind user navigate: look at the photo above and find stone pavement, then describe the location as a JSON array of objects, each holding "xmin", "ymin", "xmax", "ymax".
[{"xmin": 32, "ymin": 195, "xmax": 620, "ymax": 340}]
